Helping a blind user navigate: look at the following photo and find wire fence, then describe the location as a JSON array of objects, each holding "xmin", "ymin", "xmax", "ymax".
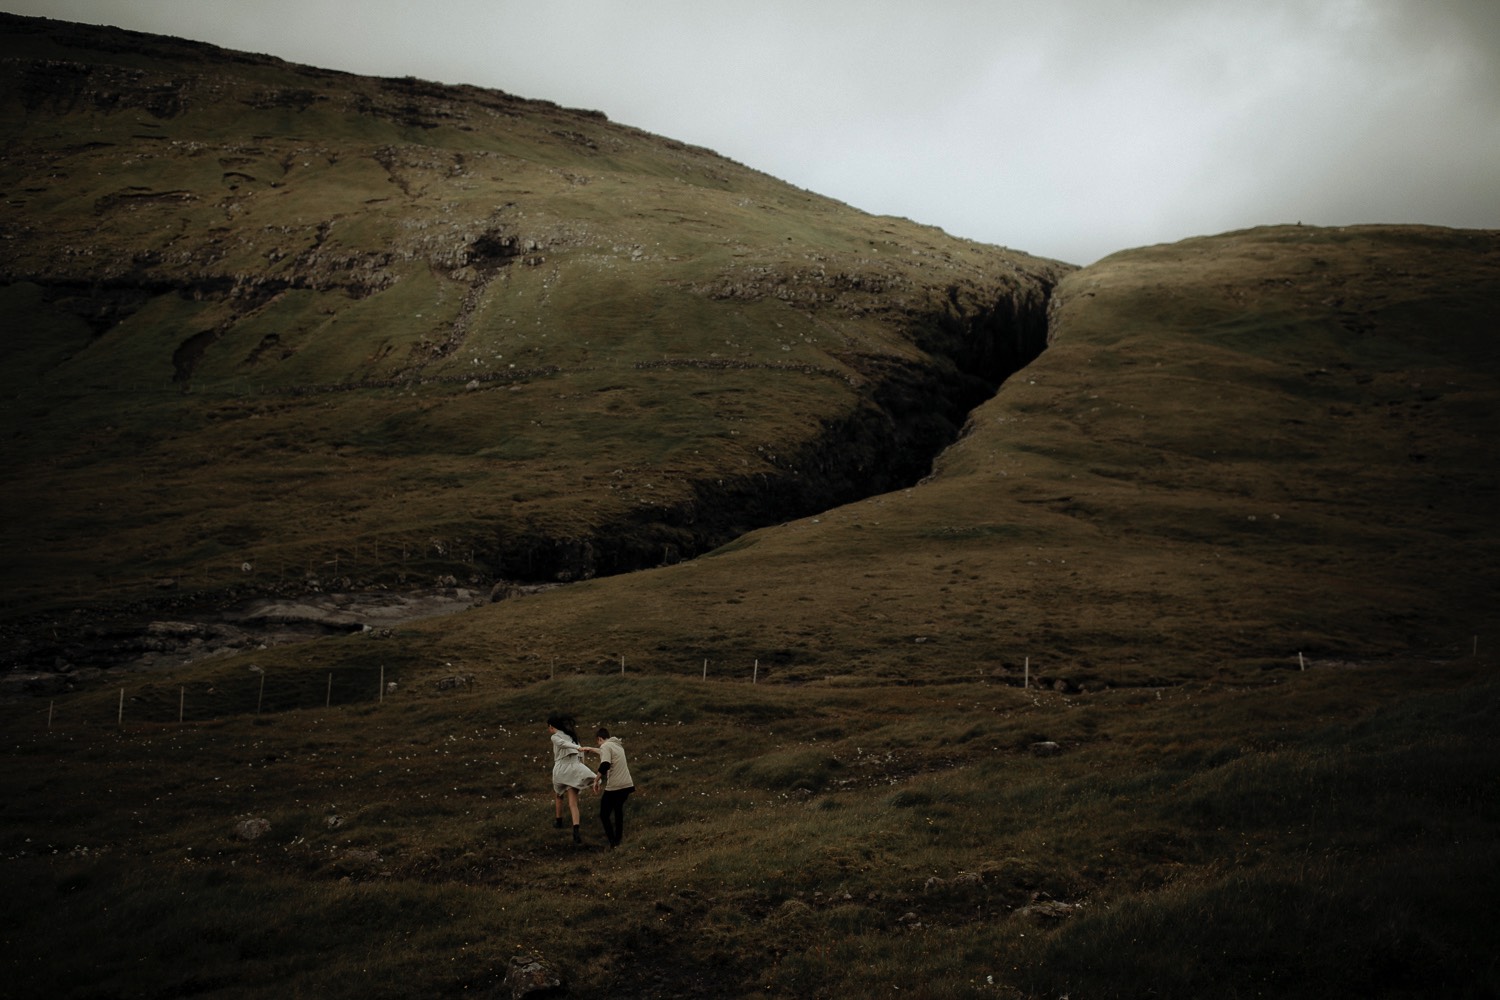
[
  {"xmin": 24, "ymin": 654, "xmax": 841, "ymax": 730},
  {"xmin": 34, "ymin": 663, "xmax": 396, "ymax": 729},
  {"xmin": 21, "ymin": 638, "xmax": 1485, "ymax": 732}
]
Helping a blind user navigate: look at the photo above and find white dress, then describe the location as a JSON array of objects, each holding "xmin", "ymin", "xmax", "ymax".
[{"xmin": 550, "ymin": 730, "xmax": 595, "ymax": 794}]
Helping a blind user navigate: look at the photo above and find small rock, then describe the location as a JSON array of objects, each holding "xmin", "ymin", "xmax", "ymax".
[
  {"xmin": 503, "ymin": 953, "xmax": 563, "ymax": 999},
  {"xmin": 1015, "ymin": 900, "xmax": 1078, "ymax": 921},
  {"xmin": 234, "ymin": 817, "xmax": 270, "ymax": 841},
  {"xmin": 771, "ymin": 899, "xmax": 812, "ymax": 924}
]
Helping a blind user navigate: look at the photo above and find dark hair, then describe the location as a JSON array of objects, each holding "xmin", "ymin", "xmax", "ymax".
[
  {"xmin": 547, "ymin": 713, "xmax": 578, "ymax": 740},
  {"xmin": 595, "ymin": 727, "xmax": 610, "ymax": 739}
]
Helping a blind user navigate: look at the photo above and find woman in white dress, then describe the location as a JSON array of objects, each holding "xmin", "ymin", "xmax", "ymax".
[{"xmin": 546, "ymin": 713, "xmax": 595, "ymax": 844}]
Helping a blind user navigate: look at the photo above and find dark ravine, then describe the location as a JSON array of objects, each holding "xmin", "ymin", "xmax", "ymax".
[
  {"xmin": 455, "ymin": 280, "xmax": 1057, "ymax": 584},
  {"xmin": 0, "ymin": 279, "xmax": 1057, "ymax": 682},
  {"xmin": 0, "ymin": 12, "xmax": 1069, "ymax": 682}
]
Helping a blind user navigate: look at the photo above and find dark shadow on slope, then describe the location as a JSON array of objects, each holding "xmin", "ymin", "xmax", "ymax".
[{"xmin": 483, "ymin": 279, "xmax": 1057, "ymax": 582}]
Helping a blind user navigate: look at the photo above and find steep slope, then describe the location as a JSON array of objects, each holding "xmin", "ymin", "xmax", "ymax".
[
  {"xmin": 0, "ymin": 13, "xmax": 1066, "ymax": 631},
  {"xmin": 349, "ymin": 224, "xmax": 1500, "ymax": 684}
]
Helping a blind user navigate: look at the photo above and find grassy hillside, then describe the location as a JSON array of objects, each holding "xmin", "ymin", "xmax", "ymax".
[
  {"xmin": 4, "ymin": 223, "xmax": 1496, "ymax": 998},
  {"xmin": 258, "ymin": 224, "xmax": 1498, "ymax": 688},
  {"xmin": 2, "ymin": 13, "xmax": 1498, "ymax": 1000},
  {"xmin": 0, "ymin": 12, "xmax": 1065, "ymax": 630}
]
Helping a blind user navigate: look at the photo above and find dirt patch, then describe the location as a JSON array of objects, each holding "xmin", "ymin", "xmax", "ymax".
[
  {"xmin": 222, "ymin": 587, "xmax": 488, "ymax": 631},
  {"xmin": 0, "ymin": 586, "xmax": 504, "ymax": 696}
]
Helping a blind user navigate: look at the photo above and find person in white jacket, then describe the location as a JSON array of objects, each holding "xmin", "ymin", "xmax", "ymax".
[
  {"xmin": 581, "ymin": 727, "xmax": 635, "ymax": 848},
  {"xmin": 546, "ymin": 713, "xmax": 595, "ymax": 844}
]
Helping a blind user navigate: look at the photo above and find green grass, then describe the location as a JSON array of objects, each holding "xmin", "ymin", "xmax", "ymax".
[
  {"xmin": 0, "ymin": 14, "xmax": 1067, "ymax": 615},
  {"xmin": 2, "ymin": 660, "xmax": 1494, "ymax": 998},
  {"xmin": 1, "ymin": 14, "xmax": 1498, "ymax": 999}
]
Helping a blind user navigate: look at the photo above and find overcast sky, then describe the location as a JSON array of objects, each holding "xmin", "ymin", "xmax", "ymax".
[{"xmin": 6, "ymin": 0, "xmax": 1498, "ymax": 263}]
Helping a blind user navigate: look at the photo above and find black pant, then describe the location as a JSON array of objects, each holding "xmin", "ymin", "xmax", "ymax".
[{"xmin": 599, "ymin": 787, "xmax": 633, "ymax": 846}]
